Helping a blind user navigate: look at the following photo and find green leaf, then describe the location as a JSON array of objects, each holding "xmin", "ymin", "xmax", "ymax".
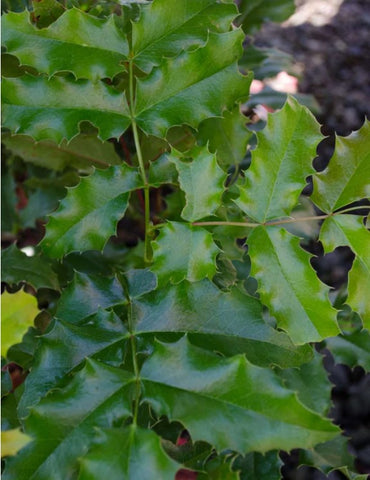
[
  {"xmin": 2, "ymin": 360, "xmax": 133, "ymax": 480},
  {"xmin": 2, "ymin": 75, "xmax": 131, "ymax": 142},
  {"xmin": 134, "ymin": 279, "xmax": 313, "ymax": 368},
  {"xmin": 235, "ymin": 97, "xmax": 323, "ymax": 223},
  {"xmin": 132, "ymin": 0, "xmax": 237, "ymax": 73},
  {"xmin": 2, "ymin": 133, "xmax": 122, "ymax": 171},
  {"xmin": 56, "ymin": 273, "xmax": 124, "ymax": 324},
  {"xmin": 232, "ymin": 451, "xmax": 282, "ymax": 480},
  {"xmin": 141, "ymin": 337, "xmax": 339, "ymax": 453},
  {"xmin": 151, "ymin": 222, "xmax": 220, "ymax": 284},
  {"xmin": 311, "ymin": 120, "xmax": 370, "ymax": 212},
  {"xmin": 2, "ymin": 8, "xmax": 128, "ymax": 80},
  {"xmin": 40, "ymin": 165, "xmax": 140, "ymax": 258},
  {"xmin": 198, "ymin": 106, "xmax": 251, "ymax": 171},
  {"xmin": 31, "ymin": 0, "xmax": 65, "ymax": 28},
  {"xmin": 236, "ymin": 0, "xmax": 295, "ymax": 34},
  {"xmin": 1, "ymin": 290, "xmax": 39, "ymax": 357},
  {"xmin": 1, "ymin": 169, "xmax": 19, "ymax": 233},
  {"xmin": 320, "ymin": 215, "xmax": 370, "ymax": 324},
  {"xmin": 1, "ymin": 429, "xmax": 31, "ymax": 458},
  {"xmin": 78, "ymin": 426, "xmax": 179, "ymax": 480},
  {"xmin": 135, "ymin": 31, "xmax": 252, "ymax": 137},
  {"xmin": 247, "ymin": 226, "xmax": 339, "ymax": 344},
  {"xmin": 168, "ymin": 146, "xmax": 226, "ymax": 221},
  {"xmin": 1, "ymin": 244, "xmax": 60, "ymax": 291},
  {"xmin": 325, "ymin": 330, "xmax": 370, "ymax": 371}
]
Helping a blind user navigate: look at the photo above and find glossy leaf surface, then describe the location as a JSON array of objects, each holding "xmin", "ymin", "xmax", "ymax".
[
  {"xmin": 247, "ymin": 226, "xmax": 339, "ymax": 344},
  {"xmin": 236, "ymin": 97, "xmax": 322, "ymax": 222},
  {"xmin": 311, "ymin": 120, "xmax": 370, "ymax": 212}
]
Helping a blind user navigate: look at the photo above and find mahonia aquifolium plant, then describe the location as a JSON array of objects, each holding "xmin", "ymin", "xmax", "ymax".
[{"xmin": 1, "ymin": 0, "xmax": 370, "ymax": 478}]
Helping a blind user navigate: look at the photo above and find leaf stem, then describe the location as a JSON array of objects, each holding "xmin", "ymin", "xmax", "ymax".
[{"xmin": 128, "ymin": 58, "xmax": 152, "ymax": 263}]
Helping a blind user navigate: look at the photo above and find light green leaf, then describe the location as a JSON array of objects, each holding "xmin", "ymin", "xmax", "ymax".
[
  {"xmin": 235, "ymin": 96, "xmax": 323, "ymax": 223},
  {"xmin": 198, "ymin": 106, "xmax": 251, "ymax": 171},
  {"xmin": 2, "ymin": 75, "xmax": 131, "ymax": 142},
  {"xmin": 311, "ymin": 120, "xmax": 370, "ymax": 212},
  {"xmin": 135, "ymin": 31, "xmax": 252, "ymax": 137},
  {"xmin": 1, "ymin": 429, "xmax": 31, "ymax": 457},
  {"xmin": 325, "ymin": 330, "xmax": 370, "ymax": 371},
  {"xmin": 2, "ymin": 133, "xmax": 122, "ymax": 171},
  {"xmin": 247, "ymin": 226, "xmax": 339, "ymax": 344},
  {"xmin": 134, "ymin": 279, "xmax": 313, "ymax": 368},
  {"xmin": 151, "ymin": 222, "xmax": 220, "ymax": 284},
  {"xmin": 168, "ymin": 145, "xmax": 225, "ymax": 221},
  {"xmin": 2, "ymin": 9, "xmax": 128, "ymax": 80},
  {"xmin": 1, "ymin": 244, "xmax": 59, "ymax": 291},
  {"xmin": 56, "ymin": 273, "xmax": 124, "ymax": 324},
  {"xmin": 1, "ymin": 290, "xmax": 39, "ymax": 357},
  {"xmin": 40, "ymin": 165, "xmax": 140, "ymax": 258},
  {"xmin": 2, "ymin": 360, "xmax": 133, "ymax": 480},
  {"xmin": 78, "ymin": 426, "xmax": 178, "ymax": 480},
  {"xmin": 320, "ymin": 215, "xmax": 370, "ymax": 324},
  {"xmin": 141, "ymin": 337, "xmax": 339, "ymax": 453},
  {"xmin": 236, "ymin": 0, "xmax": 295, "ymax": 34},
  {"xmin": 132, "ymin": 0, "xmax": 237, "ymax": 73}
]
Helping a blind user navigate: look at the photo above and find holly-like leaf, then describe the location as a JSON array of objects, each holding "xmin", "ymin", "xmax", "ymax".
[
  {"xmin": 2, "ymin": 360, "xmax": 133, "ymax": 480},
  {"xmin": 40, "ymin": 165, "xmax": 140, "ymax": 258},
  {"xmin": 133, "ymin": 279, "xmax": 313, "ymax": 368},
  {"xmin": 232, "ymin": 451, "xmax": 282, "ymax": 480},
  {"xmin": 151, "ymin": 222, "xmax": 220, "ymax": 284},
  {"xmin": 1, "ymin": 290, "xmax": 39, "ymax": 357},
  {"xmin": 325, "ymin": 330, "xmax": 370, "ymax": 371},
  {"xmin": 2, "ymin": 133, "xmax": 122, "ymax": 171},
  {"xmin": 320, "ymin": 215, "xmax": 370, "ymax": 324},
  {"xmin": 2, "ymin": 8, "xmax": 128, "ymax": 80},
  {"xmin": 197, "ymin": 106, "xmax": 251, "ymax": 171},
  {"xmin": 236, "ymin": 0, "xmax": 295, "ymax": 34},
  {"xmin": 235, "ymin": 97, "xmax": 323, "ymax": 223},
  {"xmin": 78, "ymin": 426, "xmax": 179, "ymax": 480},
  {"xmin": 168, "ymin": 146, "xmax": 226, "ymax": 221},
  {"xmin": 311, "ymin": 120, "xmax": 370, "ymax": 213},
  {"xmin": 1, "ymin": 244, "xmax": 59, "ymax": 291},
  {"xmin": 56, "ymin": 273, "xmax": 124, "ymax": 324},
  {"xmin": 134, "ymin": 31, "xmax": 252, "ymax": 137},
  {"xmin": 2, "ymin": 75, "xmax": 131, "ymax": 143},
  {"xmin": 247, "ymin": 226, "xmax": 339, "ymax": 344},
  {"xmin": 1, "ymin": 429, "xmax": 31, "ymax": 458},
  {"xmin": 31, "ymin": 0, "xmax": 65, "ymax": 28},
  {"xmin": 132, "ymin": 0, "xmax": 237, "ymax": 73},
  {"xmin": 141, "ymin": 337, "xmax": 339, "ymax": 453}
]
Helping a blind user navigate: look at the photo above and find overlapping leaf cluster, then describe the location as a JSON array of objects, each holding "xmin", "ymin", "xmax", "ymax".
[{"xmin": 1, "ymin": 0, "xmax": 370, "ymax": 478}]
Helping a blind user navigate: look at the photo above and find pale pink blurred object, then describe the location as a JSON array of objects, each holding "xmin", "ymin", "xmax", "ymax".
[{"xmin": 266, "ymin": 71, "xmax": 298, "ymax": 93}]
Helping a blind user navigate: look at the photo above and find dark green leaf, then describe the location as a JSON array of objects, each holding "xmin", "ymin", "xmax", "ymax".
[
  {"xmin": 31, "ymin": 0, "xmax": 65, "ymax": 28},
  {"xmin": 325, "ymin": 330, "xmax": 370, "ymax": 371},
  {"xmin": 236, "ymin": 0, "xmax": 295, "ymax": 34},
  {"xmin": 233, "ymin": 451, "xmax": 282, "ymax": 480}
]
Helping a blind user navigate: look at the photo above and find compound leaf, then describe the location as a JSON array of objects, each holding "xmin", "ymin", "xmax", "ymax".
[
  {"xmin": 311, "ymin": 120, "xmax": 370, "ymax": 212},
  {"xmin": 235, "ymin": 97, "xmax": 322, "ymax": 223},
  {"xmin": 141, "ymin": 337, "xmax": 339, "ymax": 454},
  {"xmin": 1, "ymin": 244, "xmax": 59, "ymax": 291},
  {"xmin": 40, "ymin": 165, "xmax": 140, "ymax": 258},
  {"xmin": 320, "ymin": 215, "xmax": 370, "ymax": 324},
  {"xmin": 132, "ymin": 0, "xmax": 237, "ymax": 73},
  {"xmin": 78, "ymin": 426, "xmax": 178, "ymax": 480},
  {"xmin": 2, "ymin": 9, "xmax": 128, "ymax": 80},
  {"xmin": 151, "ymin": 222, "xmax": 220, "ymax": 284},
  {"xmin": 168, "ymin": 145, "xmax": 225, "ymax": 221},
  {"xmin": 2, "ymin": 75, "xmax": 131, "ymax": 143},
  {"xmin": 247, "ymin": 226, "xmax": 339, "ymax": 344}
]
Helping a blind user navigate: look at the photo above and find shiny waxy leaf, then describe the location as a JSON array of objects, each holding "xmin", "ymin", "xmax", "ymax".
[
  {"xmin": 247, "ymin": 226, "xmax": 339, "ymax": 344},
  {"xmin": 2, "ymin": 360, "xmax": 133, "ymax": 480},
  {"xmin": 325, "ymin": 330, "xmax": 370, "ymax": 371},
  {"xmin": 2, "ymin": 75, "xmax": 130, "ymax": 142},
  {"xmin": 168, "ymin": 146, "xmax": 225, "ymax": 221},
  {"xmin": 141, "ymin": 337, "xmax": 339, "ymax": 453},
  {"xmin": 233, "ymin": 451, "xmax": 282, "ymax": 480},
  {"xmin": 311, "ymin": 120, "xmax": 370, "ymax": 212},
  {"xmin": 2, "ymin": 133, "xmax": 122, "ymax": 171},
  {"xmin": 320, "ymin": 215, "xmax": 370, "ymax": 324},
  {"xmin": 133, "ymin": 280, "xmax": 313, "ymax": 368},
  {"xmin": 135, "ymin": 31, "xmax": 252, "ymax": 137},
  {"xmin": 1, "ymin": 290, "xmax": 39, "ymax": 357},
  {"xmin": 1, "ymin": 429, "xmax": 31, "ymax": 457},
  {"xmin": 151, "ymin": 222, "xmax": 220, "ymax": 284},
  {"xmin": 2, "ymin": 9, "xmax": 128, "ymax": 80},
  {"xmin": 1, "ymin": 244, "xmax": 59, "ymax": 291},
  {"xmin": 78, "ymin": 427, "xmax": 178, "ymax": 480},
  {"xmin": 40, "ymin": 165, "xmax": 140, "ymax": 258},
  {"xmin": 132, "ymin": 0, "xmax": 237, "ymax": 73},
  {"xmin": 235, "ymin": 97, "xmax": 323, "ymax": 223}
]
